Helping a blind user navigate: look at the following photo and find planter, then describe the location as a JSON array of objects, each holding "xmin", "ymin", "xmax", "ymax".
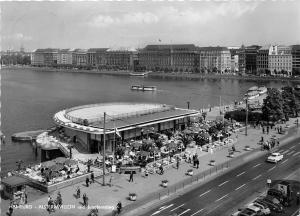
[
  {"xmin": 210, "ymin": 160, "xmax": 216, "ymax": 166},
  {"xmin": 161, "ymin": 180, "xmax": 168, "ymax": 187},
  {"xmin": 187, "ymin": 169, "xmax": 194, "ymax": 176},
  {"xmin": 129, "ymin": 193, "xmax": 137, "ymax": 201}
]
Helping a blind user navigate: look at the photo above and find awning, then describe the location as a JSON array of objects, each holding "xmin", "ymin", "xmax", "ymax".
[{"xmin": 1, "ymin": 176, "xmax": 28, "ymax": 187}]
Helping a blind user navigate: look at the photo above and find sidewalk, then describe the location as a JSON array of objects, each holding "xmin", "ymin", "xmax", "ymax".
[{"xmin": 3, "ymin": 119, "xmax": 299, "ymax": 216}]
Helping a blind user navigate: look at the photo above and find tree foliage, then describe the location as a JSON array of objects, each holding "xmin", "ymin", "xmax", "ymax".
[
  {"xmin": 282, "ymin": 86, "xmax": 297, "ymax": 117},
  {"xmin": 262, "ymin": 88, "xmax": 284, "ymax": 121}
]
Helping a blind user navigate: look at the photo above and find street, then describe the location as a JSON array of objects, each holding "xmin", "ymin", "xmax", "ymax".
[{"xmin": 144, "ymin": 137, "xmax": 300, "ymax": 216}]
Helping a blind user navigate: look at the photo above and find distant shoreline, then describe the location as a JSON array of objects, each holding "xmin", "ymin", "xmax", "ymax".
[{"xmin": 3, "ymin": 66, "xmax": 300, "ymax": 82}]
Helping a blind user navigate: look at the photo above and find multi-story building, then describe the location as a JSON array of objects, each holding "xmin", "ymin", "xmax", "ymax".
[
  {"xmin": 87, "ymin": 48, "xmax": 108, "ymax": 68},
  {"xmin": 138, "ymin": 44, "xmax": 199, "ymax": 72},
  {"xmin": 73, "ymin": 49, "xmax": 88, "ymax": 66},
  {"xmin": 238, "ymin": 45, "xmax": 261, "ymax": 74},
  {"xmin": 228, "ymin": 47, "xmax": 240, "ymax": 73},
  {"xmin": 31, "ymin": 48, "xmax": 59, "ymax": 66},
  {"xmin": 291, "ymin": 45, "xmax": 300, "ymax": 75},
  {"xmin": 106, "ymin": 47, "xmax": 137, "ymax": 70},
  {"xmin": 198, "ymin": 46, "xmax": 231, "ymax": 73},
  {"xmin": 268, "ymin": 45, "xmax": 292, "ymax": 76},
  {"xmin": 31, "ymin": 49, "xmax": 44, "ymax": 66},
  {"xmin": 257, "ymin": 45, "xmax": 270, "ymax": 75},
  {"xmin": 57, "ymin": 49, "xmax": 73, "ymax": 65}
]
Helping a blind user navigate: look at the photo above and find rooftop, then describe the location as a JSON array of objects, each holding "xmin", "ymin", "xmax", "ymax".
[{"xmin": 1, "ymin": 175, "xmax": 28, "ymax": 187}]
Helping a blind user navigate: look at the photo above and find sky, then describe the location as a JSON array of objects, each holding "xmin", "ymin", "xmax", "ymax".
[{"xmin": 1, "ymin": 1, "xmax": 300, "ymax": 51}]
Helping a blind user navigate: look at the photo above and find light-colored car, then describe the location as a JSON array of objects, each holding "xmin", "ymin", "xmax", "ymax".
[
  {"xmin": 248, "ymin": 203, "xmax": 271, "ymax": 215},
  {"xmin": 267, "ymin": 152, "xmax": 283, "ymax": 163}
]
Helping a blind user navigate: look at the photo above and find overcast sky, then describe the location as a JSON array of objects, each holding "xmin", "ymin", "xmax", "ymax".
[{"xmin": 1, "ymin": 1, "xmax": 300, "ymax": 51}]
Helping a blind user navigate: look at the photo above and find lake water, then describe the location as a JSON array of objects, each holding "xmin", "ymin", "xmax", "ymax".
[{"xmin": 1, "ymin": 68, "xmax": 293, "ymax": 173}]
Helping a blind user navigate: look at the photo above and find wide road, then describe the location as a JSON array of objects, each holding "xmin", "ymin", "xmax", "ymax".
[{"xmin": 144, "ymin": 137, "xmax": 300, "ymax": 216}]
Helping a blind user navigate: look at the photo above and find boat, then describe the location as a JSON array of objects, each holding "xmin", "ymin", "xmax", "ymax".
[
  {"xmin": 257, "ymin": 86, "xmax": 267, "ymax": 95},
  {"xmin": 244, "ymin": 91, "xmax": 260, "ymax": 100},
  {"xmin": 247, "ymin": 86, "xmax": 259, "ymax": 92},
  {"xmin": 131, "ymin": 85, "xmax": 157, "ymax": 91},
  {"xmin": 129, "ymin": 71, "xmax": 152, "ymax": 76}
]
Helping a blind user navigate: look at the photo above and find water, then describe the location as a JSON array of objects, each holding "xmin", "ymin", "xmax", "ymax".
[{"xmin": 1, "ymin": 68, "xmax": 293, "ymax": 174}]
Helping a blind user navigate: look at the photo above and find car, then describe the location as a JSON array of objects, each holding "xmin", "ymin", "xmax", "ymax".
[
  {"xmin": 248, "ymin": 203, "xmax": 271, "ymax": 215},
  {"xmin": 255, "ymin": 199, "xmax": 283, "ymax": 213},
  {"xmin": 246, "ymin": 205, "xmax": 266, "ymax": 216},
  {"xmin": 238, "ymin": 208, "xmax": 257, "ymax": 216},
  {"xmin": 262, "ymin": 198, "xmax": 284, "ymax": 212},
  {"xmin": 266, "ymin": 152, "xmax": 283, "ymax": 163},
  {"xmin": 267, "ymin": 188, "xmax": 289, "ymax": 205}
]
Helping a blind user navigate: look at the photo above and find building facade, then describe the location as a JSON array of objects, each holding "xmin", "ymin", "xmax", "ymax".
[
  {"xmin": 73, "ymin": 49, "xmax": 88, "ymax": 66},
  {"xmin": 198, "ymin": 47, "xmax": 231, "ymax": 73},
  {"xmin": 57, "ymin": 49, "xmax": 73, "ymax": 65},
  {"xmin": 87, "ymin": 48, "xmax": 108, "ymax": 68},
  {"xmin": 31, "ymin": 48, "xmax": 59, "ymax": 66},
  {"xmin": 138, "ymin": 44, "xmax": 199, "ymax": 72},
  {"xmin": 291, "ymin": 45, "xmax": 300, "ymax": 75},
  {"xmin": 256, "ymin": 45, "xmax": 270, "ymax": 74},
  {"xmin": 268, "ymin": 45, "xmax": 292, "ymax": 76},
  {"xmin": 106, "ymin": 48, "xmax": 137, "ymax": 70}
]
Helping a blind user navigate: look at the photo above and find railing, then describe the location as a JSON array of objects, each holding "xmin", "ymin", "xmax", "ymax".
[{"xmin": 64, "ymin": 103, "xmax": 175, "ymax": 126}]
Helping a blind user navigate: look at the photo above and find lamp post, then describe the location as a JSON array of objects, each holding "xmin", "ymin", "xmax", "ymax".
[
  {"xmin": 102, "ymin": 112, "xmax": 106, "ymax": 186},
  {"xmin": 245, "ymin": 96, "xmax": 248, "ymax": 136},
  {"xmin": 187, "ymin": 101, "xmax": 190, "ymax": 109}
]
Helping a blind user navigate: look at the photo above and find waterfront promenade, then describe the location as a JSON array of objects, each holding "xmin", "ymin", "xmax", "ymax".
[{"xmin": 2, "ymin": 117, "xmax": 299, "ymax": 216}]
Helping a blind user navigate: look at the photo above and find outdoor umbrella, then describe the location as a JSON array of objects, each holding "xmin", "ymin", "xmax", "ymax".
[
  {"xmin": 53, "ymin": 157, "xmax": 67, "ymax": 164},
  {"xmin": 41, "ymin": 160, "xmax": 56, "ymax": 168}
]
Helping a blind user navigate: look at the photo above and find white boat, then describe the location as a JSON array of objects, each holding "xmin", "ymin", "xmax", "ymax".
[
  {"xmin": 131, "ymin": 85, "xmax": 157, "ymax": 91},
  {"xmin": 247, "ymin": 86, "xmax": 259, "ymax": 92},
  {"xmin": 257, "ymin": 86, "xmax": 267, "ymax": 95},
  {"xmin": 244, "ymin": 90, "xmax": 260, "ymax": 100},
  {"xmin": 129, "ymin": 71, "xmax": 151, "ymax": 76}
]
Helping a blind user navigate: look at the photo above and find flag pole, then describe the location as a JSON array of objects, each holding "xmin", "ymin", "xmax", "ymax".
[{"xmin": 103, "ymin": 112, "xmax": 106, "ymax": 186}]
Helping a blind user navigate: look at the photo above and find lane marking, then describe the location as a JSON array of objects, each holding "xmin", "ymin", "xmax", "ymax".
[
  {"xmin": 292, "ymin": 152, "xmax": 300, "ymax": 157},
  {"xmin": 151, "ymin": 211, "xmax": 161, "ymax": 215},
  {"xmin": 289, "ymin": 145, "xmax": 296, "ymax": 149},
  {"xmin": 253, "ymin": 163, "xmax": 261, "ymax": 168},
  {"xmin": 287, "ymin": 150, "xmax": 295, "ymax": 156},
  {"xmin": 218, "ymin": 180, "xmax": 229, "ymax": 187},
  {"xmin": 178, "ymin": 209, "xmax": 191, "ymax": 216},
  {"xmin": 253, "ymin": 174, "xmax": 261, "ymax": 180},
  {"xmin": 159, "ymin": 204, "xmax": 173, "ymax": 210},
  {"xmin": 215, "ymin": 194, "xmax": 229, "ymax": 202},
  {"xmin": 282, "ymin": 150, "xmax": 289, "ymax": 154},
  {"xmin": 235, "ymin": 184, "xmax": 246, "ymax": 191},
  {"xmin": 236, "ymin": 171, "xmax": 245, "ymax": 177},
  {"xmin": 268, "ymin": 166, "xmax": 276, "ymax": 172},
  {"xmin": 190, "ymin": 209, "xmax": 204, "ymax": 216},
  {"xmin": 170, "ymin": 204, "xmax": 185, "ymax": 212},
  {"xmin": 199, "ymin": 189, "xmax": 211, "ymax": 197},
  {"xmin": 278, "ymin": 149, "xmax": 285, "ymax": 153},
  {"xmin": 281, "ymin": 159, "xmax": 288, "ymax": 164}
]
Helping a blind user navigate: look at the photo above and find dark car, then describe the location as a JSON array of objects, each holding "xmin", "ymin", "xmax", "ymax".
[
  {"xmin": 267, "ymin": 188, "xmax": 291, "ymax": 206},
  {"xmin": 255, "ymin": 199, "xmax": 283, "ymax": 213}
]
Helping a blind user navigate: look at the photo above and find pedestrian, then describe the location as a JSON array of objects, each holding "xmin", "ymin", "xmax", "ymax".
[
  {"xmin": 109, "ymin": 175, "xmax": 113, "ymax": 187},
  {"xmin": 117, "ymin": 201, "xmax": 122, "ymax": 214},
  {"xmin": 267, "ymin": 178, "xmax": 272, "ymax": 188},
  {"xmin": 297, "ymin": 192, "xmax": 300, "ymax": 205},
  {"xmin": 76, "ymin": 186, "xmax": 81, "ymax": 199},
  {"xmin": 86, "ymin": 177, "xmax": 90, "ymax": 187},
  {"xmin": 176, "ymin": 158, "xmax": 180, "ymax": 170},
  {"xmin": 8, "ymin": 201, "xmax": 14, "ymax": 216},
  {"xmin": 232, "ymin": 145, "xmax": 236, "ymax": 152},
  {"xmin": 56, "ymin": 191, "xmax": 62, "ymax": 209},
  {"xmin": 262, "ymin": 127, "xmax": 265, "ymax": 134},
  {"xmin": 24, "ymin": 190, "xmax": 28, "ymax": 204},
  {"xmin": 277, "ymin": 140, "xmax": 280, "ymax": 147},
  {"xmin": 196, "ymin": 159, "xmax": 199, "ymax": 169},
  {"xmin": 83, "ymin": 193, "xmax": 88, "ymax": 207},
  {"xmin": 129, "ymin": 171, "xmax": 134, "ymax": 182},
  {"xmin": 192, "ymin": 154, "xmax": 196, "ymax": 167},
  {"xmin": 261, "ymin": 136, "xmax": 264, "ymax": 142},
  {"xmin": 91, "ymin": 171, "xmax": 94, "ymax": 183}
]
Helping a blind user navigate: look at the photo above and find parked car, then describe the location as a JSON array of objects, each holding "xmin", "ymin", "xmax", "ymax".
[
  {"xmin": 246, "ymin": 205, "xmax": 267, "ymax": 215},
  {"xmin": 262, "ymin": 197, "xmax": 284, "ymax": 212},
  {"xmin": 238, "ymin": 208, "xmax": 257, "ymax": 216},
  {"xmin": 248, "ymin": 203, "xmax": 271, "ymax": 215},
  {"xmin": 255, "ymin": 199, "xmax": 283, "ymax": 213},
  {"xmin": 266, "ymin": 152, "xmax": 283, "ymax": 163},
  {"xmin": 267, "ymin": 188, "xmax": 291, "ymax": 206}
]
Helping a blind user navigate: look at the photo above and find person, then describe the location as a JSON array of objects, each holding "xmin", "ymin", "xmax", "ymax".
[
  {"xmin": 267, "ymin": 178, "xmax": 272, "ymax": 188},
  {"xmin": 192, "ymin": 154, "xmax": 196, "ymax": 167},
  {"xmin": 297, "ymin": 192, "xmax": 300, "ymax": 205},
  {"xmin": 109, "ymin": 175, "xmax": 113, "ymax": 187},
  {"xmin": 159, "ymin": 165, "xmax": 164, "ymax": 175},
  {"xmin": 129, "ymin": 171, "xmax": 134, "ymax": 182},
  {"xmin": 56, "ymin": 191, "xmax": 62, "ymax": 208},
  {"xmin": 232, "ymin": 145, "xmax": 236, "ymax": 152},
  {"xmin": 76, "ymin": 187, "xmax": 81, "ymax": 199},
  {"xmin": 117, "ymin": 201, "xmax": 122, "ymax": 214},
  {"xmin": 262, "ymin": 127, "xmax": 265, "ymax": 134},
  {"xmin": 47, "ymin": 196, "xmax": 55, "ymax": 213},
  {"xmin": 195, "ymin": 158, "xmax": 199, "ymax": 169},
  {"xmin": 86, "ymin": 177, "xmax": 90, "ymax": 187},
  {"xmin": 24, "ymin": 191, "xmax": 28, "ymax": 204},
  {"xmin": 8, "ymin": 201, "xmax": 14, "ymax": 216},
  {"xmin": 91, "ymin": 172, "xmax": 95, "ymax": 183},
  {"xmin": 75, "ymin": 165, "xmax": 79, "ymax": 173},
  {"xmin": 176, "ymin": 158, "xmax": 180, "ymax": 170}
]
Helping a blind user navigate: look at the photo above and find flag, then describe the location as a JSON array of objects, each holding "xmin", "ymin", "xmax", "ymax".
[{"xmin": 115, "ymin": 128, "xmax": 121, "ymax": 138}]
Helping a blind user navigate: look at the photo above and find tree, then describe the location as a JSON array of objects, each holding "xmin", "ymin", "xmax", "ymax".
[
  {"xmin": 262, "ymin": 88, "xmax": 284, "ymax": 122},
  {"xmin": 282, "ymin": 86, "xmax": 297, "ymax": 117},
  {"xmin": 194, "ymin": 132, "xmax": 209, "ymax": 146},
  {"xmin": 294, "ymin": 88, "xmax": 300, "ymax": 116},
  {"xmin": 178, "ymin": 132, "xmax": 193, "ymax": 148}
]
